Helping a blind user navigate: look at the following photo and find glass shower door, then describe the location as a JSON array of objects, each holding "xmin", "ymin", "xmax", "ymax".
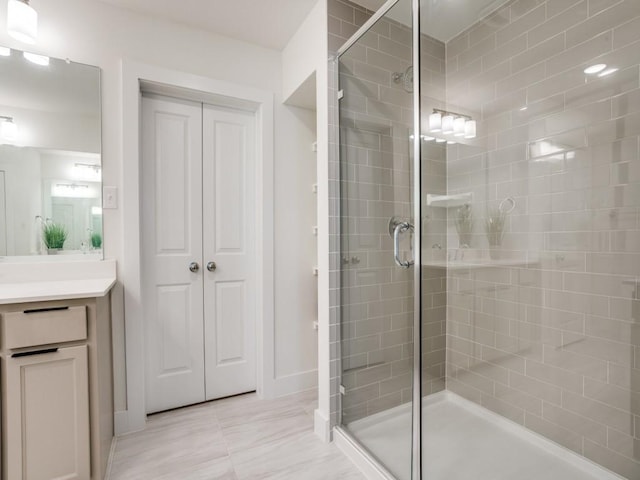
[{"xmin": 337, "ymin": 1, "xmax": 421, "ymax": 479}]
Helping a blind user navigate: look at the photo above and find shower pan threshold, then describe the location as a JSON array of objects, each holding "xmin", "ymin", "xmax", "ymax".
[{"xmin": 335, "ymin": 391, "xmax": 624, "ymax": 480}]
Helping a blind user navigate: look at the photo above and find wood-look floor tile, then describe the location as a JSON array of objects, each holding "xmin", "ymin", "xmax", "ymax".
[{"xmin": 109, "ymin": 390, "xmax": 365, "ymax": 480}]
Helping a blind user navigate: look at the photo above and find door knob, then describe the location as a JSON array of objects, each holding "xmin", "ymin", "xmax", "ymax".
[
  {"xmin": 189, "ymin": 262, "xmax": 200, "ymax": 273},
  {"xmin": 206, "ymin": 261, "xmax": 217, "ymax": 272}
]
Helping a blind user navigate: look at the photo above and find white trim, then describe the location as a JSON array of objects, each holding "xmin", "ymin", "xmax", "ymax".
[
  {"xmin": 334, "ymin": 427, "xmax": 396, "ymax": 480},
  {"xmin": 314, "ymin": 408, "xmax": 331, "ymax": 443},
  {"xmin": 273, "ymin": 369, "xmax": 318, "ymax": 397},
  {"xmin": 104, "ymin": 436, "xmax": 117, "ymax": 480},
  {"xmin": 120, "ymin": 61, "xmax": 275, "ymax": 434}
]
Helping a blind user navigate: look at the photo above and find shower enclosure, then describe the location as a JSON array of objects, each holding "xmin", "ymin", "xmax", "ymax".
[{"xmin": 334, "ymin": 0, "xmax": 640, "ymax": 478}]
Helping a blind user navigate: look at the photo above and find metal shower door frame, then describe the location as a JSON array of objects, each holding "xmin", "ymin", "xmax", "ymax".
[{"xmin": 336, "ymin": 0, "xmax": 423, "ymax": 477}]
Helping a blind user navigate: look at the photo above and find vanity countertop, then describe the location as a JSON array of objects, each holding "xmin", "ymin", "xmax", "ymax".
[
  {"xmin": 0, "ymin": 259, "xmax": 117, "ymax": 304},
  {"xmin": 0, "ymin": 277, "xmax": 116, "ymax": 304}
]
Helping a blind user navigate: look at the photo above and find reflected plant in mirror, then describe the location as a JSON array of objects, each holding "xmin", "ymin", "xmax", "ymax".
[
  {"xmin": 42, "ymin": 220, "xmax": 67, "ymax": 254},
  {"xmin": 0, "ymin": 46, "xmax": 102, "ymax": 260}
]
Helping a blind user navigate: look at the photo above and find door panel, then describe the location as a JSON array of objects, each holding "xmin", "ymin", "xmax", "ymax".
[
  {"xmin": 142, "ymin": 94, "xmax": 205, "ymax": 413},
  {"xmin": 215, "ymin": 281, "xmax": 246, "ymax": 365},
  {"xmin": 203, "ymin": 104, "xmax": 256, "ymax": 400}
]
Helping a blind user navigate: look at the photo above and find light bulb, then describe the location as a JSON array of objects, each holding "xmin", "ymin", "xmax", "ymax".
[
  {"xmin": 7, "ymin": 0, "xmax": 38, "ymax": 44},
  {"xmin": 1, "ymin": 119, "xmax": 18, "ymax": 142},
  {"xmin": 464, "ymin": 120, "xmax": 477, "ymax": 139},
  {"xmin": 453, "ymin": 117, "xmax": 466, "ymax": 137},
  {"xmin": 442, "ymin": 115, "xmax": 454, "ymax": 134},
  {"xmin": 429, "ymin": 112, "xmax": 442, "ymax": 132}
]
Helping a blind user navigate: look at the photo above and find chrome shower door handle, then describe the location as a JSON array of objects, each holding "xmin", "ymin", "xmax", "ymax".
[{"xmin": 393, "ymin": 222, "xmax": 414, "ymax": 269}]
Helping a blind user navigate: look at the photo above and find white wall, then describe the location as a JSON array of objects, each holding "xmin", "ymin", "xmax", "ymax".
[
  {"xmin": 282, "ymin": 0, "xmax": 332, "ymax": 441},
  {"xmin": 0, "ymin": 0, "xmax": 318, "ymax": 421},
  {"xmin": 0, "ymin": 146, "xmax": 41, "ymax": 255}
]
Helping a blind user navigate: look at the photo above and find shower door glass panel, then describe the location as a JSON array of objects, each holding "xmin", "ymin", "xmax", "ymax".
[
  {"xmin": 338, "ymin": 1, "xmax": 417, "ymax": 478},
  {"xmin": 422, "ymin": 0, "xmax": 640, "ymax": 478}
]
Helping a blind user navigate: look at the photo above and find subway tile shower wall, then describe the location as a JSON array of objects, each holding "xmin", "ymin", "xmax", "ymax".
[
  {"xmin": 330, "ymin": 0, "xmax": 448, "ymax": 425},
  {"xmin": 445, "ymin": 0, "xmax": 640, "ymax": 477}
]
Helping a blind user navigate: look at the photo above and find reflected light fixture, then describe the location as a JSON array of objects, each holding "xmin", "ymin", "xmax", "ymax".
[
  {"xmin": 429, "ymin": 112, "xmax": 442, "ymax": 132},
  {"xmin": 0, "ymin": 46, "xmax": 10, "ymax": 56},
  {"xmin": 7, "ymin": 0, "xmax": 38, "ymax": 44},
  {"xmin": 464, "ymin": 120, "xmax": 477, "ymax": 139},
  {"xmin": 441, "ymin": 115, "xmax": 454, "ymax": 134},
  {"xmin": 453, "ymin": 117, "xmax": 466, "ymax": 137},
  {"xmin": 23, "ymin": 51, "xmax": 49, "ymax": 66},
  {"xmin": 0, "ymin": 116, "xmax": 18, "ymax": 142},
  {"xmin": 599, "ymin": 67, "xmax": 619, "ymax": 77},
  {"xmin": 584, "ymin": 64, "xmax": 607, "ymax": 75},
  {"xmin": 431, "ymin": 108, "xmax": 477, "ymax": 140}
]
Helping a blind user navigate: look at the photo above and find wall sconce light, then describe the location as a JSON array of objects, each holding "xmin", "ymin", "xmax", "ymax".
[
  {"xmin": 7, "ymin": 0, "xmax": 38, "ymax": 44},
  {"xmin": 0, "ymin": 116, "xmax": 18, "ymax": 142}
]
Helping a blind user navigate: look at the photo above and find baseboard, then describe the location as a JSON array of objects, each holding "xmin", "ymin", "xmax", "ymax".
[
  {"xmin": 334, "ymin": 427, "xmax": 395, "ymax": 480},
  {"xmin": 114, "ymin": 410, "xmax": 132, "ymax": 436},
  {"xmin": 314, "ymin": 408, "xmax": 331, "ymax": 443},
  {"xmin": 104, "ymin": 436, "xmax": 117, "ymax": 480},
  {"xmin": 273, "ymin": 369, "xmax": 317, "ymax": 397}
]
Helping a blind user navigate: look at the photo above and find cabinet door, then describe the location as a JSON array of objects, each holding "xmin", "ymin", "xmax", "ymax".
[{"xmin": 6, "ymin": 345, "xmax": 90, "ymax": 480}]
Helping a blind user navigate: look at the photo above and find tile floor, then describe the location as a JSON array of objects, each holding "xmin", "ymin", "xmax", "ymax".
[{"xmin": 108, "ymin": 390, "xmax": 365, "ymax": 480}]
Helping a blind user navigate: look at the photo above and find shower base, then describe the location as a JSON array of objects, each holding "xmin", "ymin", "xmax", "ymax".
[{"xmin": 336, "ymin": 391, "xmax": 623, "ymax": 480}]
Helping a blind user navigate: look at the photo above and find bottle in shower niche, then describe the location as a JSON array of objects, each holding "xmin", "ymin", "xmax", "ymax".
[{"xmin": 455, "ymin": 203, "xmax": 473, "ymax": 248}]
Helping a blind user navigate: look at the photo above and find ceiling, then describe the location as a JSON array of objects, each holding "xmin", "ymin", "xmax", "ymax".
[
  {"xmin": 97, "ymin": 0, "xmax": 512, "ymax": 50},
  {"xmin": 348, "ymin": 0, "xmax": 512, "ymax": 42},
  {"xmin": 98, "ymin": 0, "xmax": 319, "ymax": 51}
]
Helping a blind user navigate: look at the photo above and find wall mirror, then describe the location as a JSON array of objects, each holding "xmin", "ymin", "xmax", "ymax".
[{"xmin": 0, "ymin": 47, "xmax": 102, "ymax": 260}]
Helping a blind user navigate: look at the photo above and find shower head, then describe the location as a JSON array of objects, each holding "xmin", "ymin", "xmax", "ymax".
[{"xmin": 392, "ymin": 65, "xmax": 414, "ymax": 93}]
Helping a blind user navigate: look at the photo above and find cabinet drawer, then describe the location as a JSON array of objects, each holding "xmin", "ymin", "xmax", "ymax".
[{"xmin": 4, "ymin": 306, "xmax": 87, "ymax": 349}]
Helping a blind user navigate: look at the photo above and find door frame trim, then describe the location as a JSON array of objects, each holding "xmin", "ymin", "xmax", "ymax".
[{"xmin": 120, "ymin": 61, "xmax": 275, "ymax": 434}]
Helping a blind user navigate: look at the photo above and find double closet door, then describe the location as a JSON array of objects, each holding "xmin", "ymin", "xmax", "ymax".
[{"xmin": 142, "ymin": 94, "xmax": 256, "ymax": 414}]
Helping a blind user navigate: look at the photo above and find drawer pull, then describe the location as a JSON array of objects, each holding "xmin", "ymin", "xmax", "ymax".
[
  {"xmin": 12, "ymin": 348, "xmax": 59, "ymax": 358},
  {"xmin": 23, "ymin": 306, "xmax": 70, "ymax": 314}
]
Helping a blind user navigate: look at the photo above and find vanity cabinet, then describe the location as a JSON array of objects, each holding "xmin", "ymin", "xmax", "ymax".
[
  {"xmin": 0, "ymin": 296, "xmax": 113, "ymax": 480},
  {"xmin": 6, "ymin": 345, "xmax": 91, "ymax": 480}
]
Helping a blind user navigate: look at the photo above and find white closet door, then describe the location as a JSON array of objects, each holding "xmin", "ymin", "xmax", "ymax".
[
  {"xmin": 203, "ymin": 104, "xmax": 257, "ymax": 400},
  {"xmin": 142, "ymin": 94, "xmax": 206, "ymax": 413}
]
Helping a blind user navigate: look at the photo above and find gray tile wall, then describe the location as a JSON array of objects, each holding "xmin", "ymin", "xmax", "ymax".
[
  {"xmin": 445, "ymin": 1, "xmax": 640, "ymax": 477},
  {"xmin": 330, "ymin": 0, "xmax": 448, "ymax": 425}
]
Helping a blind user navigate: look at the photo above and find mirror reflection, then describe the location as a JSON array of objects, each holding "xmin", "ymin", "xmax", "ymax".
[{"xmin": 0, "ymin": 47, "xmax": 101, "ymax": 258}]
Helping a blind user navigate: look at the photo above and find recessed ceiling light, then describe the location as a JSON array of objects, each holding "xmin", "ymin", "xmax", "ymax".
[
  {"xmin": 0, "ymin": 46, "xmax": 10, "ymax": 57},
  {"xmin": 598, "ymin": 67, "xmax": 619, "ymax": 77},
  {"xmin": 23, "ymin": 51, "xmax": 49, "ymax": 66},
  {"xmin": 584, "ymin": 64, "xmax": 607, "ymax": 74},
  {"xmin": 435, "ymin": 138, "xmax": 446, "ymax": 143}
]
